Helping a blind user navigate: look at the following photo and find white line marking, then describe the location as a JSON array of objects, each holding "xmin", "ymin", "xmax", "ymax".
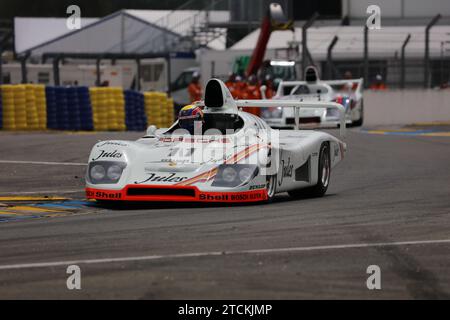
[
  {"xmin": 0, "ymin": 160, "xmax": 86, "ymax": 166},
  {"xmin": 0, "ymin": 239, "xmax": 449, "ymax": 271}
]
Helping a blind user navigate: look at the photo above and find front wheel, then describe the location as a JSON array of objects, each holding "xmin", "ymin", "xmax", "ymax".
[
  {"xmin": 288, "ymin": 143, "xmax": 331, "ymax": 199},
  {"xmin": 265, "ymin": 174, "xmax": 277, "ymax": 203},
  {"xmin": 352, "ymin": 100, "xmax": 364, "ymax": 127}
]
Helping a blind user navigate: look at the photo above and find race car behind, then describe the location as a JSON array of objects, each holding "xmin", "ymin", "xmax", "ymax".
[{"xmin": 261, "ymin": 67, "xmax": 364, "ymax": 129}]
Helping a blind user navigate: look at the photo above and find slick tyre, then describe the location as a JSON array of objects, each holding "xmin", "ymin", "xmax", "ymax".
[
  {"xmin": 352, "ymin": 100, "xmax": 364, "ymax": 127},
  {"xmin": 288, "ymin": 143, "xmax": 330, "ymax": 199},
  {"xmin": 265, "ymin": 174, "xmax": 277, "ymax": 203}
]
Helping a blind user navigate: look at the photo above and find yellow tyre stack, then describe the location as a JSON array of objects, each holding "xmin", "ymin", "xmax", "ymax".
[
  {"xmin": 165, "ymin": 97, "xmax": 174, "ymax": 127},
  {"xmin": 1, "ymin": 85, "xmax": 16, "ymax": 130},
  {"xmin": 144, "ymin": 92, "xmax": 169, "ymax": 128},
  {"xmin": 90, "ymin": 88, "xmax": 106, "ymax": 131},
  {"xmin": 98, "ymin": 88, "xmax": 109, "ymax": 131},
  {"xmin": 89, "ymin": 87, "xmax": 126, "ymax": 131},
  {"xmin": 24, "ymin": 84, "xmax": 39, "ymax": 130},
  {"xmin": 156, "ymin": 92, "xmax": 168, "ymax": 128},
  {"xmin": 109, "ymin": 87, "xmax": 126, "ymax": 131},
  {"xmin": 13, "ymin": 85, "xmax": 27, "ymax": 130},
  {"xmin": 144, "ymin": 92, "xmax": 159, "ymax": 127},
  {"xmin": 105, "ymin": 89, "xmax": 117, "ymax": 130},
  {"xmin": 34, "ymin": 85, "xmax": 47, "ymax": 130}
]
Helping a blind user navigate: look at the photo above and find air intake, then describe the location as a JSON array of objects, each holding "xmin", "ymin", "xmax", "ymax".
[
  {"xmin": 127, "ymin": 188, "xmax": 196, "ymax": 198},
  {"xmin": 204, "ymin": 79, "xmax": 224, "ymax": 108}
]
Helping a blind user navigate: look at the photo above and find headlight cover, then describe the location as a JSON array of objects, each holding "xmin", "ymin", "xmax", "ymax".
[
  {"xmin": 87, "ymin": 161, "xmax": 126, "ymax": 184},
  {"xmin": 326, "ymin": 107, "xmax": 340, "ymax": 119},
  {"xmin": 212, "ymin": 164, "xmax": 259, "ymax": 188},
  {"xmin": 261, "ymin": 107, "xmax": 283, "ymax": 119}
]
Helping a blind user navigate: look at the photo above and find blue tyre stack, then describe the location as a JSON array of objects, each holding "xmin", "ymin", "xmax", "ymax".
[
  {"xmin": 137, "ymin": 92, "xmax": 146, "ymax": 130},
  {"xmin": 125, "ymin": 90, "xmax": 147, "ymax": 131},
  {"xmin": 45, "ymin": 86, "xmax": 58, "ymax": 129},
  {"xmin": 77, "ymin": 86, "xmax": 93, "ymax": 131},
  {"xmin": 54, "ymin": 87, "xmax": 69, "ymax": 130},
  {"xmin": 66, "ymin": 87, "xmax": 81, "ymax": 131}
]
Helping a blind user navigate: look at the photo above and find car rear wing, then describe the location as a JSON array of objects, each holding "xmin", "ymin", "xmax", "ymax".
[
  {"xmin": 276, "ymin": 78, "xmax": 363, "ymax": 97},
  {"xmin": 236, "ymin": 100, "xmax": 346, "ymax": 137},
  {"xmin": 323, "ymin": 78, "xmax": 364, "ymax": 95}
]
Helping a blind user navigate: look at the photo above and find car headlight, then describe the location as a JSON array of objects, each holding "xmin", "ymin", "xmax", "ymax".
[
  {"xmin": 212, "ymin": 164, "xmax": 259, "ymax": 188},
  {"xmin": 107, "ymin": 165, "xmax": 124, "ymax": 180},
  {"xmin": 261, "ymin": 107, "xmax": 282, "ymax": 119},
  {"xmin": 90, "ymin": 165, "xmax": 106, "ymax": 181},
  {"xmin": 222, "ymin": 167, "xmax": 237, "ymax": 183},
  {"xmin": 326, "ymin": 107, "xmax": 340, "ymax": 119},
  {"xmin": 239, "ymin": 167, "xmax": 254, "ymax": 182},
  {"xmin": 87, "ymin": 161, "xmax": 126, "ymax": 184}
]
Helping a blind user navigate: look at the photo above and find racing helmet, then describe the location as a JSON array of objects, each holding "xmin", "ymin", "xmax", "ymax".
[{"xmin": 178, "ymin": 104, "xmax": 204, "ymax": 134}]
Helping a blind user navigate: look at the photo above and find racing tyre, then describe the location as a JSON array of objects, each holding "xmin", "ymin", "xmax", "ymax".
[
  {"xmin": 288, "ymin": 143, "xmax": 330, "ymax": 199},
  {"xmin": 265, "ymin": 174, "xmax": 277, "ymax": 203},
  {"xmin": 352, "ymin": 100, "xmax": 364, "ymax": 127}
]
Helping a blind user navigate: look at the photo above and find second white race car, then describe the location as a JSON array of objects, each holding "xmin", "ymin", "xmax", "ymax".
[{"xmin": 261, "ymin": 67, "xmax": 364, "ymax": 129}]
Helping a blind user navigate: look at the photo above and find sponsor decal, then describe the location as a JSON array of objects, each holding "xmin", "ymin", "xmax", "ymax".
[
  {"xmin": 92, "ymin": 150, "xmax": 122, "ymax": 161},
  {"xmin": 249, "ymin": 184, "xmax": 266, "ymax": 190},
  {"xmin": 160, "ymin": 159, "xmax": 192, "ymax": 165},
  {"xmin": 98, "ymin": 141, "xmax": 128, "ymax": 147},
  {"xmin": 199, "ymin": 191, "xmax": 265, "ymax": 202},
  {"xmin": 278, "ymin": 155, "xmax": 293, "ymax": 186},
  {"xmin": 135, "ymin": 173, "xmax": 188, "ymax": 184},
  {"xmin": 159, "ymin": 137, "xmax": 230, "ymax": 144},
  {"xmin": 86, "ymin": 187, "xmax": 267, "ymax": 202},
  {"xmin": 86, "ymin": 190, "xmax": 122, "ymax": 199}
]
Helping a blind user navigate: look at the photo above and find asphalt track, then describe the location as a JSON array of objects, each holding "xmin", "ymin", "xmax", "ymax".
[{"xmin": 0, "ymin": 128, "xmax": 449, "ymax": 299}]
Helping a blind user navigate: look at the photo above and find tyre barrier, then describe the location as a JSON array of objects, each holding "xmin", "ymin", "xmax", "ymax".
[
  {"xmin": 33, "ymin": 85, "xmax": 47, "ymax": 130},
  {"xmin": 90, "ymin": 87, "xmax": 126, "ymax": 131},
  {"xmin": 77, "ymin": 86, "xmax": 94, "ymax": 131},
  {"xmin": 0, "ymin": 85, "xmax": 173, "ymax": 131},
  {"xmin": 1, "ymin": 84, "xmax": 47, "ymax": 130},
  {"xmin": 125, "ymin": 90, "xmax": 147, "ymax": 131},
  {"xmin": 144, "ymin": 92, "xmax": 174, "ymax": 129}
]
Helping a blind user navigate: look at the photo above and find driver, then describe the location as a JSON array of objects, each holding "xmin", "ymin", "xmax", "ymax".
[{"xmin": 178, "ymin": 104, "xmax": 204, "ymax": 135}]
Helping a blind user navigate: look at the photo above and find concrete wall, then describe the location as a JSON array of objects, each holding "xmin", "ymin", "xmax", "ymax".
[{"xmin": 364, "ymin": 89, "xmax": 450, "ymax": 126}]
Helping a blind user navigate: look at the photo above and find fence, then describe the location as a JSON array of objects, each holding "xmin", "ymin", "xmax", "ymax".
[{"xmin": 321, "ymin": 58, "xmax": 450, "ymax": 89}]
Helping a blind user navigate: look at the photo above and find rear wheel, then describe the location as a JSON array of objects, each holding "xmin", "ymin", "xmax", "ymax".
[{"xmin": 288, "ymin": 143, "xmax": 330, "ymax": 199}]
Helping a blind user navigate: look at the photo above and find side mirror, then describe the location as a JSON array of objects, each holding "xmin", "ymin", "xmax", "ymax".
[{"xmin": 146, "ymin": 125, "xmax": 157, "ymax": 136}]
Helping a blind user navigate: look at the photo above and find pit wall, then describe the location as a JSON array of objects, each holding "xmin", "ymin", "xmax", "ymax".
[
  {"xmin": 0, "ymin": 85, "xmax": 174, "ymax": 131},
  {"xmin": 364, "ymin": 89, "xmax": 450, "ymax": 127}
]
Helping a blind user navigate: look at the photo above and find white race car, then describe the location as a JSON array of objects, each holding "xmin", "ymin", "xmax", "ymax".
[
  {"xmin": 86, "ymin": 79, "xmax": 347, "ymax": 204},
  {"xmin": 261, "ymin": 72, "xmax": 364, "ymax": 129}
]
